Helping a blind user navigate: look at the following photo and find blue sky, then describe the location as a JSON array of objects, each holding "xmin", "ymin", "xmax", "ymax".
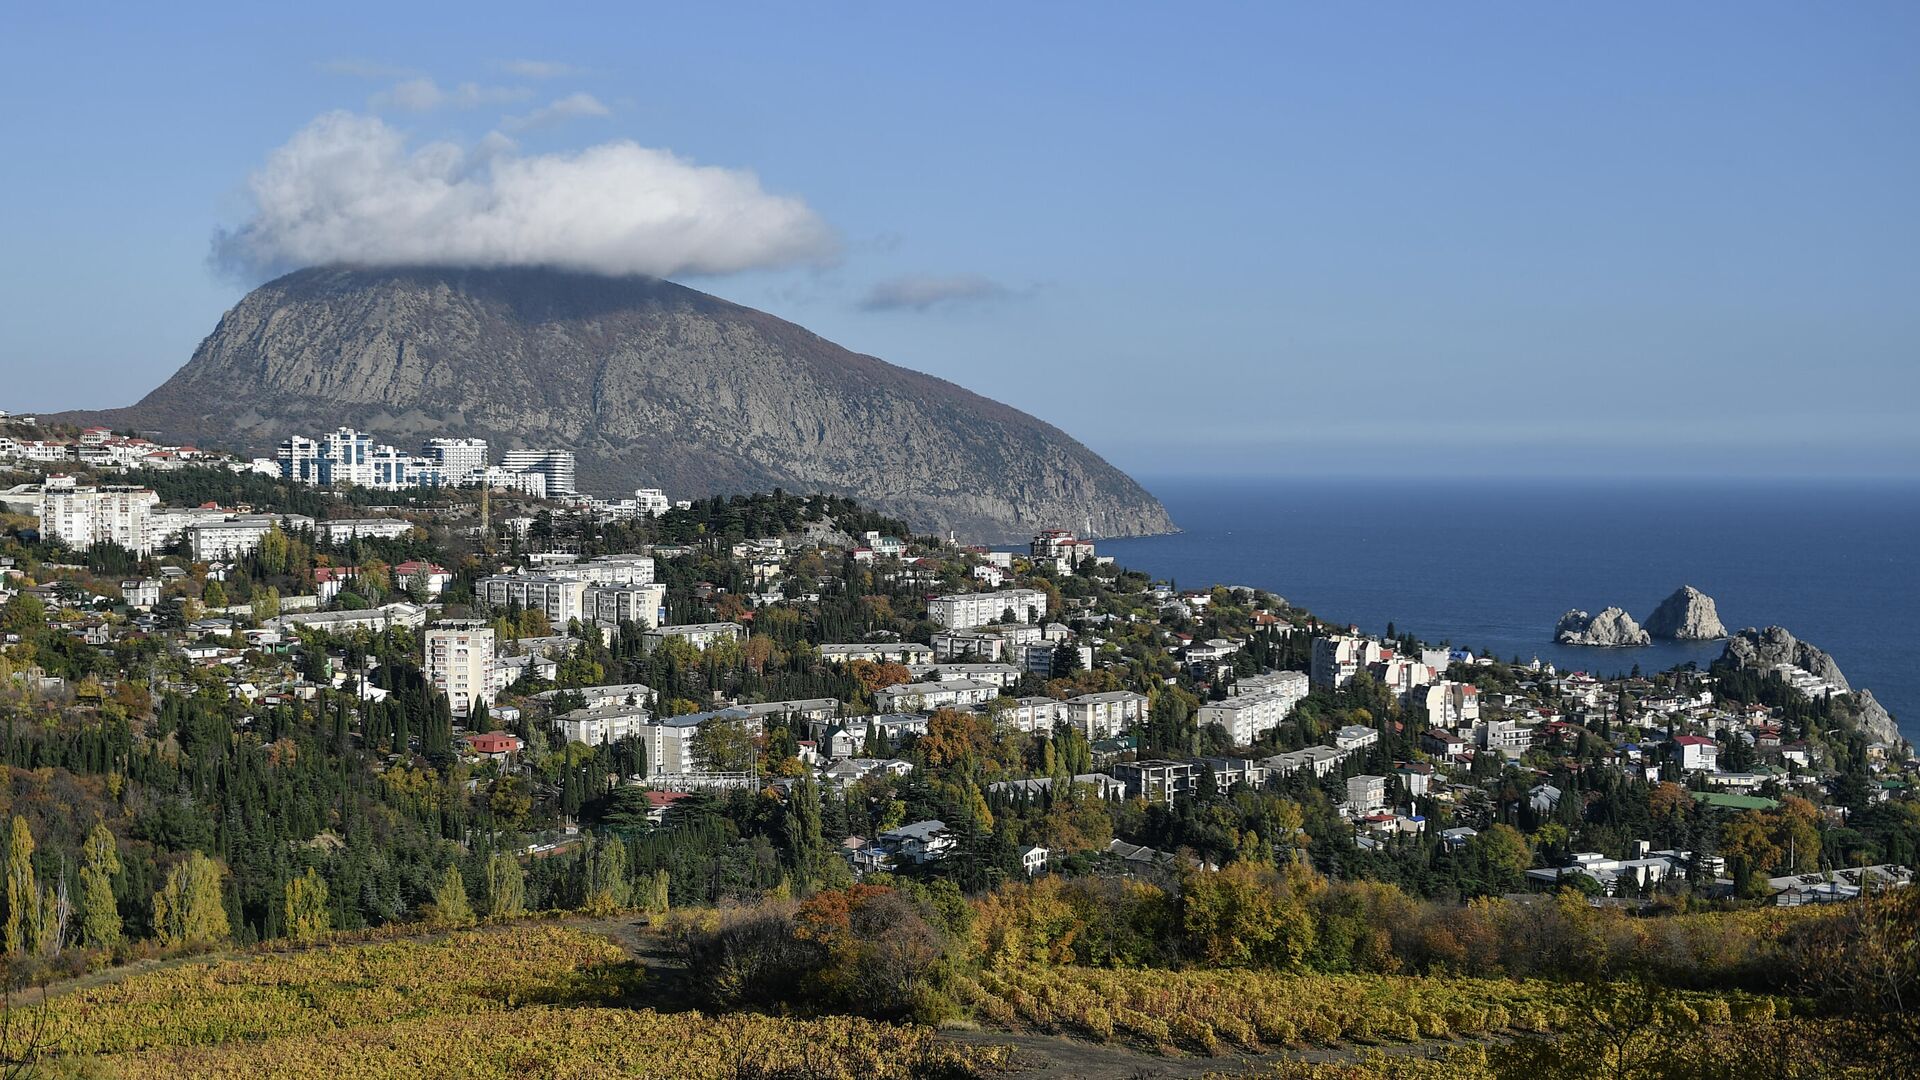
[{"xmin": 3, "ymin": 3, "xmax": 1916, "ymax": 479}]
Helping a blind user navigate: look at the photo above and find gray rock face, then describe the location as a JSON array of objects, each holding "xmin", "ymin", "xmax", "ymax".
[
  {"xmin": 1555, "ymin": 607, "xmax": 1651, "ymax": 647},
  {"xmin": 53, "ymin": 266, "xmax": 1174, "ymax": 543},
  {"xmin": 1721, "ymin": 626, "xmax": 1902, "ymax": 747},
  {"xmin": 1722, "ymin": 625, "xmax": 1850, "ymax": 691},
  {"xmin": 1644, "ymin": 585, "xmax": 1727, "ymax": 640}
]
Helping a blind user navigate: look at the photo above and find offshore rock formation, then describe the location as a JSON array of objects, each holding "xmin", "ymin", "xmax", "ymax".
[
  {"xmin": 1555, "ymin": 607, "xmax": 1651, "ymax": 647},
  {"xmin": 51, "ymin": 266, "xmax": 1174, "ymax": 543},
  {"xmin": 1644, "ymin": 585, "xmax": 1728, "ymax": 640},
  {"xmin": 1721, "ymin": 625, "xmax": 1902, "ymax": 747}
]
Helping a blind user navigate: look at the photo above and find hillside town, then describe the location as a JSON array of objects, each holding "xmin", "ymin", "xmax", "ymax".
[{"xmin": 1, "ymin": 446, "xmax": 1912, "ymax": 926}]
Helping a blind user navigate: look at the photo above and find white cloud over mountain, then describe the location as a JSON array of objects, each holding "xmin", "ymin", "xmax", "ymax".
[
  {"xmin": 861, "ymin": 273, "xmax": 1008, "ymax": 311},
  {"xmin": 212, "ymin": 111, "xmax": 837, "ymax": 280}
]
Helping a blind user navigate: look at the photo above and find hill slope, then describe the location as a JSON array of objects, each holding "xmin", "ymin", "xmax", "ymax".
[{"xmin": 56, "ymin": 266, "xmax": 1172, "ymax": 541}]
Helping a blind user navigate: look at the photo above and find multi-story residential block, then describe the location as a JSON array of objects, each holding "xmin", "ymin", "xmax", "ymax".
[
  {"xmin": 998, "ymin": 696, "xmax": 1063, "ymax": 733},
  {"xmin": 189, "ymin": 514, "xmax": 317, "ymax": 560},
  {"xmin": 642, "ymin": 621, "xmax": 744, "ymax": 652},
  {"xmin": 1334, "ymin": 724, "xmax": 1381, "ymax": 752},
  {"xmin": 425, "ymin": 621, "xmax": 495, "ymax": 718},
  {"xmin": 1311, "ymin": 635, "xmax": 1389, "ymax": 690},
  {"xmin": 472, "ymin": 466, "xmax": 547, "ymax": 498},
  {"xmin": 1030, "ymin": 529, "xmax": 1097, "ymax": 571},
  {"xmin": 927, "ymin": 588, "xmax": 1049, "ymax": 629},
  {"xmin": 557, "ymin": 704, "xmax": 653, "ymax": 748},
  {"xmin": 547, "ymin": 554, "xmax": 654, "ymax": 586},
  {"xmin": 37, "ymin": 484, "xmax": 159, "ymax": 555},
  {"xmin": 818, "ymin": 642, "xmax": 936, "ymax": 665},
  {"xmin": 119, "ymin": 578, "xmax": 161, "ymax": 608},
  {"xmin": 500, "ymin": 449, "xmax": 577, "ymax": 495},
  {"xmin": 1265, "ymin": 745, "xmax": 1342, "ymax": 778},
  {"xmin": 1113, "ymin": 759, "xmax": 1200, "ymax": 806},
  {"xmin": 1197, "ymin": 670, "xmax": 1310, "ymax": 744},
  {"xmin": 905, "ymin": 662, "xmax": 1023, "ymax": 689},
  {"xmin": 875, "ymin": 678, "xmax": 1000, "ymax": 713},
  {"xmin": 583, "ymin": 582, "xmax": 667, "ymax": 631},
  {"xmin": 477, "ymin": 574, "xmax": 588, "ymax": 626},
  {"xmin": 1346, "ymin": 774, "xmax": 1389, "ymax": 811},
  {"xmin": 1414, "ymin": 680, "xmax": 1481, "ymax": 728},
  {"xmin": 1064, "ymin": 690, "xmax": 1148, "ymax": 738},
  {"xmin": 318, "ymin": 518, "xmax": 413, "ymax": 545},
  {"xmin": 1201, "ymin": 756, "xmax": 1269, "ymax": 790},
  {"xmin": 420, "ymin": 438, "xmax": 490, "ymax": 484}
]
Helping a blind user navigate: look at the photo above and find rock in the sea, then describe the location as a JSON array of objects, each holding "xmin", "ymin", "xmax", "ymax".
[
  {"xmin": 1644, "ymin": 585, "xmax": 1727, "ymax": 640},
  {"xmin": 1720, "ymin": 626, "xmax": 1903, "ymax": 748},
  {"xmin": 1555, "ymin": 607, "xmax": 1651, "ymax": 647}
]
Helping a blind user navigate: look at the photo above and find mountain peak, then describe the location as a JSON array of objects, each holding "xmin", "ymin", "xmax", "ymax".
[{"xmin": 52, "ymin": 265, "xmax": 1172, "ymax": 541}]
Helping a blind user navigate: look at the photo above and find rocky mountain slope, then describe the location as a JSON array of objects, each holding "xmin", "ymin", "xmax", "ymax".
[
  {"xmin": 1722, "ymin": 625, "xmax": 1902, "ymax": 746},
  {"xmin": 1644, "ymin": 585, "xmax": 1728, "ymax": 640},
  {"xmin": 53, "ymin": 266, "xmax": 1173, "ymax": 542},
  {"xmin": 1555, "ymin": 607, "xmax": 1650, "ymax": 647}
]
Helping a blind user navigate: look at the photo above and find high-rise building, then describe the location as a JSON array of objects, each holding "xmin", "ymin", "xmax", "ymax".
[
  {"xmin": 501, "ymin": 449, "xmax": 577, "ymax": 496},
  {"xmin": 319, "ymin": 428, "xmax": 376, "ymax": 487},
  {"xmin": 38, "ymin": 485, "xmax": 160, "ymax": 555},
  {"xmin": 424, "ymin": 622, "xmax": 496, "ymax": 718},
  {"xmin": 421, "ymin": 438, "xmax": 490, "ymax": 484}
]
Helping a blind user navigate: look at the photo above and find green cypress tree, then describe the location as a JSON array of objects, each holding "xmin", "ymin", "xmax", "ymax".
[
  {"xmin": 79, "ymin": 821, "xmax": 123, "ymax": 951},
  {"xmin": 5, "ymin": 816, "xmax": 36, "ymax": 954}
]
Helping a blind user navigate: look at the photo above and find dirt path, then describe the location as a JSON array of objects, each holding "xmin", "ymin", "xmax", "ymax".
[{"xmin": 940, "ymin": 1027, "xmax": 1478, "ymax": 1078}]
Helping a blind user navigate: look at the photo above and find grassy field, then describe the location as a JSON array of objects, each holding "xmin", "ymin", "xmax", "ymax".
[{"xmin": 4, "ymin": 923, "xmax": 1007, "ymax": 1079}]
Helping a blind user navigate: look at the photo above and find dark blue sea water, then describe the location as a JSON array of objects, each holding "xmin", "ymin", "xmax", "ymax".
[{"xmin": 1102, "ymin": 478, "xmax": 1920, "ymax": 744}]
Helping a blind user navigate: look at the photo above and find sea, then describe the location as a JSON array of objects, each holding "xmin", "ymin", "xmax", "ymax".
[{"xmin": 1100, "ymin": 477, "xmax": 1920, "ymax": 745}]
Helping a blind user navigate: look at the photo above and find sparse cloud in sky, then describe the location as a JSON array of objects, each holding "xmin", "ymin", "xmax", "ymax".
[
  {"xmin": 318, "ymin": 58, "xmax": 417, "ymax": 79},
  {"xmin": 503, "ymin": 92, "xmax": 612, "ymax": 131},
  {"xmin": 212, "ymin": 111, "xmax": 837, "ymax": 280},
  {"xmin": 860, "ymin": 273, "xmax": 1008, "ymax": 311},
  {"xmin": 368, "ymin": 78, "xmax": 533, "ymax": 112},
  {"xmin": 500, "ymin": 59, "xmax": 582, "ymax": 78}
]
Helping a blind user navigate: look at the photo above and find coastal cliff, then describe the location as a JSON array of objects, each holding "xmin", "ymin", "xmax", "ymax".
[{"xmin": 1721, "ymin": 625, "xmax": 1903, "ymax": 747}]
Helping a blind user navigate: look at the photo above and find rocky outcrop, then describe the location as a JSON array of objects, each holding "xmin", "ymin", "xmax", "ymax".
[
  {"xmin": 1722, "ymin": 626, "xmax": 1851, "ymax": 691},
  {"xmin": 1721, "ymin": 626, "xmax": 1903, "ymax": 747},
  {"xmin": 50, "ymin": 266, "xmax": 1175, "ymax": 543},
  {"xmin": 1555, "ymin": 607, "xmax": 1651, "ymax": 647},
  {"xmin": 1644, "ymin": 585, "xmax": 1727, "ymax": 640}
]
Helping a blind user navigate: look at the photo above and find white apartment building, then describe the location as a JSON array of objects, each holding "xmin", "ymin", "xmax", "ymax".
[
  {"xmin": 818, "ymin": 642, "xmax": 936, "ymax": 665},
  {"xmin": 1415, "ymin": 680, "xmax": 1481, "ymax": 728},
  {"xmin": 37, "ymin": 485, "xmax": 159, "ymax": 555},
  {"xmin": 189, "ymin": 514, "xmax": 317, "ymax": 560},
  {"xmin": 927, "ymin": 588, "xmax": 1049, "ymax": 629},
  {"xmin": 1346, "ymin": 774, "xmax": 1389, "ymax": 811},
  {"xmin": 318, "ymin": 518, "xmax": 413, "ymax": 545},
  {"xmin": 548, "ymin": 554, "xmax": 654, "ymax": 586},
  {"xmin": 1199, "ymin": 684, "xmax": 1302, "ymax": 746},
  {"xmin": 478, "ymin": 574, "xmax": 588, "ymax": 626},
  {"xmin": 1064, "ymin": 690, "xmax": 1149, "ymax": 738},
  {"xmin": 643, "ymin": 622, "xmax": 743, "ymax": 652},
  {"xmin": 425, "ymin": 622, "xmax": 496, "ymax": 718},
  {"xmin": 500, "ymin": 449, "xmax": 577, "ymax": 496},
  {"xmin": 421, "ymin": 438, "xmax": 489, "ymax": 484},
  {"xmin": 584, "ymin": 582, "xmax": 667, "ymax": 631},
  {"xmin": 875, "ymin": 678, "xmax": 1000, "ymax": 713},
  {"xmin": 147, "ymin": 506, "xmax": 235, "ymax": 552},
  {"xmin": 998, "ymin": 696, "xmax": 1063, "ymax": 733},
  {"xmin": 1334, "ymin": 724, "xmax": 1381, "ymax": 751},
  {"xmin": 557, "ymin": 705, "xmax": 653, "ymax": 748},
  {"xmin": 472, "ymin": 466, "xmax": 547, "ymax": 498},
  {"xmin": 905, "ymin": 663, "xmax": 1023, "ymax": 688},
  {"xmin": 1311, "ymin": 635, "xmax": 1391, "ymax": 690}
]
